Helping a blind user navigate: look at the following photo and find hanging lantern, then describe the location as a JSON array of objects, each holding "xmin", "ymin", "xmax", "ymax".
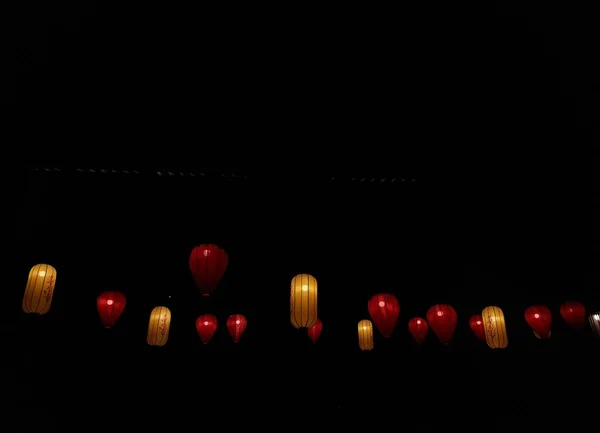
[
  {"xmin": 22, "ymin": 264, "xmax": 57, "ymax": 315},
  {"xmin": 227, "ymin": 314, "xmax": 247, "ymax": 342},
  {"xmin": 367, "ymin": 293, "xmax": 400, "ymax": 337},
  {"xmin": 481, "ymin": 306, "xmax": 508, "ymax": 349},
  {"xmin": 97, "ymin": 291, "xmax": 126, "ymax": 328},
  {"xmin": 189, "ymin": 244, "xmax": 229, "ymax": 296},
  {"xmin": 307, "ymin": 318, "xmax": 323, "ymax": 343},
  {"xmin": 147, "ymin": 306, "xmax": 171, "ymax": 347},
  {"xmin": 357, "ymin": 319, "xmax": 374, "ymax": 351},
  {"xmin": 408, "ymin": 317, "xmax": 428, "ymax": 345},
  {"xmin": 195, "ymin": 314, "xmax": 218, "ymax": 344},
  {"xmin": 469, "ymin": 314, "xmax": 486, "ymax": 341},
  {"xmin": 559, "ymin": 301, "xmax": 586, "ymax": 329},
  {"xmin": 524, "ymin": 305, "xmax": 552, "ymax": 339},
  {"xmin": 290, "ymin": 273, "xmax": 318, "ymax": 329},
  {"xmin": 426, "ymin": 304, "xmax": 457, "ymax": 345},
  {"xmin": 589, "ymin": 312, "xmax": 600, "ymax": 337}
]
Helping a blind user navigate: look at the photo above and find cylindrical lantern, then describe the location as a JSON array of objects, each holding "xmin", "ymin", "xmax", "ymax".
[
  {"xmin": 196, "ymin": 314, "xmax": 218, "ymax": 344},
  {"xmin": 290, "ymin": 274, "xmax": 318, "ymax": 329},
  {"xmin": 97, "ymin": 291, "xmax": 127, "ymax": 328},
  {"xmin": 469, "ymin": 314, "xmax": 486, "ymax": 341},
  {"xmin": 147, "ymin": 306, "xmax": 171, "ymax": 347},
  {"xmin": 368, "ymin": 293, "xmax": 400, "ymax": 337},
  {"xmin": 524, "ymin": 305, "xmax": 552, "ymax": 339},
  {"xmin": 189, "ymin": 244, "xmax": 229, "ymax": 296},
  {"xmin": 589, "ymin": 312, "xmax": 600, "ymax": 337},
  {"xmin": 22, "ymin": 264, "xmax": 57, "ymax": 315},
  {"xmin": 408, "ymin": 317, "xmax": 428, "ymax": 345},
  {"xmin": 358, "ymin": 319, "xmax": 374, "ymax": 351},
  {"xmin": 426, "ymin": 304, "xmax": 457, "ymax": 345},
  {"xmin": 227, "ymin": 314, "xmax": 247, "ymax": 342},
  {"xmin": 560, "ymin": 301, "xmax": 586, "ymax": 329},
  {"xmin": 481, "ymin": 306, "xmax": 508, "ymax": 349},
  {"xmin": 307, "ymin": 318, "xmax": 323, "ymax": 343}
]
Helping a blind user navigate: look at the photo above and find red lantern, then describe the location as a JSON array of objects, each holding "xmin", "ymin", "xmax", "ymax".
[
  {"xmin": 559, "ymin": 301, "xmax": 586, "ymax": 329},
  {"xmin": 307, "ymin": 319, "xmax": 323, "ymax": 343},
  {"xmin": 227, "ymin": 314, "xmax": 247, "ymax": 342},
  {"xmin": 469, "ymin": 314, "xmax": 486, "ymax": 341},
  {"xmin": 195, "ymin": 314, "xmax": 218, "ymax": 344},
  {"xmin": 524, "ymin": 305, "xmax": 552, "ymax": 339},
  {"xmin": 367, "ymin": 293, "xmax": 400, "ymax": 337},
  {"xmin": 426, "ymin": 304, "xmax": 457, "ymax": 345},
  {"xmin": 189, "ymin": 244, "xmax": 228, "ymax": 296},
  {"xmin": 96, "ymin": 291, "xmax": 126, "ymax": 328},
  {"xmin": 408, "ymin": 317, "xmax": 428, "ymax": 345}
]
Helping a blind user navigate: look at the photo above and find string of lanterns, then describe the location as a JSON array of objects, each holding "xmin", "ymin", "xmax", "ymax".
[{"xmin": 21, "ymin": 244, "xmax": 600, "ymax": 349}]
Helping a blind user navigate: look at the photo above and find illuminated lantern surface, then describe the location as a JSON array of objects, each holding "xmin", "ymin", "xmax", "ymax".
[
  {"xmin": 97, "ymin": 291, "xmax": 126, "ymax": 328},
  {"xmin": 559, "ymin": 301, "xmax": 586, "ymax": 329},
  {"xmin": 469, "ymin": 314, "xmax": 486, "ymax": 341},
  {"xmin": 368, "ymin": 293, "xmax": 400, "ymax": 337},
  {"xmin": 307, "ymin": 318, "xmax": 323, "ymax": 343},
  {"xmin": 358, "ymin": 319, "xmax": 374, "ymax": 351},
  {"xmin": 482, "ymin": 306, "xmax": 508, "ymax": 349},
  {"xmin": 589, "ymin": 312, "xmax": 600, "ymax": 337},
  {"xmin": 426, "ymin": 304, "xmax": 457, "ymax": 345},
  {"xmin": 195, "ymin": 314, "xmax": 218, "ymax": 344},
  {"xmin": 147, "ymin": 306, "xmax": 171, "ymax": 346},
  {"xmin": 290, "ymin": 273, "xmax": 318, "ymax": 328},
  {"xmin": 408, "ymin": 317, "xmax": 428, "ymax": 345},
  {"xmin": 227, "ymin": 314, "xmax": 247, "ymax": 342},
  {"xmin": 22, "ymin": 264, "xmax": 57, "ymax": 315},
  {"xmin": 524, "ymin": 305, "xmax": 552, "ymax": 339},
  {"xmin": 189, "ymin": 244, "xmax": 228, "ymax": 296}
]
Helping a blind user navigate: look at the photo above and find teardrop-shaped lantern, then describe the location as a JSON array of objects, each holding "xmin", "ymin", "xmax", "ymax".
[
  {"xmin": 307, "ymin": 319, "xmax": 323, "ymax": 343},
  {"xmin": 559, "ymin": 301, "xmax": 586, "ymax": 329},
  {"xmin": 227, "ymin": 314, "xmax": 247, "ymax": 342},
  {"xmin": 367, "ymin": 293, "xmax": 400, "ymax": 337},
  {"xmin": 469, "ymin": 314, "xmax": 486, "ymax": 342},
  {"xmin": 589, "ymin": 312, "xmax": 600, "ymax": 337},
  {"xmin": 147, "ymin": 306, "xmax": 171, "ymax": 347},
  {"xmin": 357, "ymin": 319, "xmax": 374, "ymax": 351},
  {"xmin": 189, "ymin": 244, "xmax": 228, "ymax": 296},
  {"xmin": 408, "ymin": 317, "xmax": 428, "ymax": 345},
  {"xmin": 196, "ymin": 314, "xmax": 218, "ymax": 344},
  {"xmin": 22, "ymin": 264, "xmax": 57, "ymax": 315},
  {"xmin": 524, "ymin": 305, "xmax": 552, "ymax": 339},
  {"xmin": 290, "ymin": 274, "xmax": 318, "ymax": 329},
  {"xmin": 97, "ymin": 291, "xmax": 126, "ymax": 328},
  {"xmin": 482, "ymin": 306, "xmax": 508, "ymax": 349},
  {"xmin": 426, "ymin": 304, "xmax": 457, "ymax": 345}
]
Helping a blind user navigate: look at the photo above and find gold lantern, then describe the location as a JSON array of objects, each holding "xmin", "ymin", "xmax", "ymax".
[
  {"xmin": 147, "ymin": 306, "xmax": 171, "ymax": 346},
  {"xmin": 290, "ymin": 273, "xmax": 318, "ymax": 328},
  {"xmin": 481, "ymin": 306, "xmax": 508, "ymax": 349},
  {"xmin": 22, "ymin": 264, "xmax": 57, "ymax": 315},
  {"xmin": 358, "ymin": 319, "xmax": 374, "ymax": 351}
]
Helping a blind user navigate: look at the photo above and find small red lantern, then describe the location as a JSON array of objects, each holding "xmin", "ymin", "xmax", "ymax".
[
  {"xmin": 559, "ymin": 301, "xmax": 586, "ymax": 329},
  {"xmin": 367, "ymin": 293, "xmax": 400, "ymax": 337},
  {"xmin": 524, "ymin": 305, "xmax": 552, "ymax": 339},
  {"xmin": 227, "ymin": 314, "xmax": 247, "ymax": 342},
  {"xmin": 97, "ymin": 291, "xmax": 126, "ymax": 328},
  {"xmin": 195, "ymin": 314, "xmax": 218, "ymax": 344},
  {"xmin": 426, "ymin": 304, "xmax": 457, "ymax": 345},
  {"xmin": 189, "ymin": 244, "xmax": 229, "ymax": 296},
  {"xmin": 408, "ymin": 317, "xmax": 428, "ymax": 345},
  {"xmin": 469, "ymin": 314, "xmax": 486, "ymax": 341},
  {"xmin": 307, "ymin": 318, "xmax": 323, "ymax": 343}
]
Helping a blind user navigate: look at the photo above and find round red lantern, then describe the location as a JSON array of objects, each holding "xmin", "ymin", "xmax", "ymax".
[
  {"xmin": 367, "ymin": 293, "xmax": 400, "ymax": 337},
  {"xmin": 524, "ymin": 305, "xmax": 552, "ymax": 339},
  {"xmin": 97, "ymin": 291, "xmax": 126, "ymax": 328},
  {"xmin": 426, "ymin": 304, "xmax": 457, "ymax": 345},
  {"xmin": 189, "ymin": 244, "xmax": 228, "ymax": 296},
  {"xmin": 227, "ymin": 314, "xmax": 247, "ymax": 342},
  {"xmin": 469, "ymin": 314, "xmax": 486, "ymax": 341},
  {"xmin": 195, "ymin": 314, "xmax": 218, "ymax": 344},
  {"xmin": 559, "ymin": 301, "xmax": 586, "ymax": 329},
  {"xmin": 307, "ymin": 318, "xmax": 323, "ymax": 343},
  {"xmin": 408, "ymin": 317, "xmax": 428, "ymax": 345}
]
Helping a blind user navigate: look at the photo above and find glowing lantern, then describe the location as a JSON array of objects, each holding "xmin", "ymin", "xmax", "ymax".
[
  {"xmin": 408, "ymin": 317, "xmax": 428, "ymax": 345},
  {"xmin": 367, "ymin": 293, "xmax": 400, "ymax": 337},
  {"xmin": 147, "ymin": 306, "xmax": 171, "ymax": 347},
  {"xmin": 560, "ymin": 301, "xmax": 586, "ymax": 329},
  {"xmin": 426, "ymin": 304, "xmax": 457, "ymax": 345},
  {"xmin": 290, "ymin": 274, "xmax": 318, "ymax": 328},
  {"xmin": 469, "ymin": 314, "xmax": 486, "ymax": 341},
  {"xmin": 22, "ymin": 264, "xmax": 57, "ymax": 315},
  {"xmin": 227, "ymin": 314, "xmax": 247, "ymax": 342},
  {"xmin": 481, "ymin": 306, "xmax": 508, "ymax": 349},
  {"xmin": 307, "ymin": 318, "xmax": 323, "ymax": 343},
  {"xmin": 195, "ymin": 314, "xmax": 218, "ymax": 344},
  {"xmin": 97, "ymin": 291, "xmax": 126, "ymax": 328},
  {"xmin": 589, "ymin": 312, "xmax": 600, "ymax": 337},
  {"xmin": 189, "ymin": 244, "xmax": 228, "ymax": 296},
  {"xmin": 524, "ymin": 305, "xmax": 552, "ymax": 339},
  {"xmin": 358, "ymin": 319, "xmax": 374, "ymax": 351}
]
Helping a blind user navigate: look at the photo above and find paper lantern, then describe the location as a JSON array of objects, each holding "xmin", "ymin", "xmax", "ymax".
[
  {"xmin": 22, "ymin": 264, "xmax": 57, "ymax": 315},
  {"xmin": 589, "ymin": 312, "xmax": 600, "ymax": 337},
  {"xmin": 290, "ymin": 273, "xmax": 318, "ymax": 329},
  {"xmin": 97, "ymin": 291, "xmax": 126, "ymax": 328},
  {"xmin": 189, "ymin": 244, "xmax": 228, "ymax": 296},
  {"xmin": 195, "ymin": 314, "xmax": 218, "ymax": 344},
  {"xmin": 307, "ymin": 318, "xmax": 323, "ymax": 343},
  {"xmin": 426, "ymin": 304, "xmax": 457, "ymax": 345},
  {"xmin": 560, "ymin": 301, "xmax": 586, "ymax": 329},
  {"xmin": 469, "ymin": 314, "xmax": 486, "ymax": 341},
  {"xmin": 358, "ymin": 319, "xmax": 374, "ymax": 351},
  {"xmin": 525, "ymin": 305, "xmax": 552, "ymax": 339},
  {"xmin": 408, "ymin": 317, "xmax": 428, "ymax": 345},
  {"xmin": 147, "ymin": 306, "xmax": 171, "ymax": 346},
  {"xmin": 227, "ymin": 314, "xmax": 247, "ymax": 343},
  {"xmin": 482, "ymin": 306, "xmax": 508, "ymax": 349},
  {"xmin": 368, "ymin": 293, "xmax": 400, "ymax": 337}
]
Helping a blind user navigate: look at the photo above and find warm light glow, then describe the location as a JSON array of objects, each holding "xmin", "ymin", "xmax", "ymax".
[
  {"xmin": 203, "ymin": 249, "xmax": 209, "ymax": 257},
  {"xmin": 290, "ymin": 274, "xmax": 318, "ymax": 328},
  {"xmin": 569, "ymin": 308, "xmax": 573, "ymax": 313},
  {"xmin": 594, "ymin": 314, "xmax": 600, "ymax": 321},
  {"xmin": 534, "ymin": 313, "xmax": 540, "ymax": 319},
  {"xmin": 437, "ymin": 311, "xmax": 443, "ymax": 316},
  {"xmin": 416, "ymin": 320, "xmax": 421, "ymax": 325},
  {"xmin": 23, "ymin": 264, "xmax": 57, "ymax": 315},
  {"xmin": 482, "ymin": 306, "xmax": 508, "ymax": 349},
  {"xmin": 357, "ymin": 319, "xmax": 374, "ymax": 351},
  {"xmin": 378, "ymin": 301, "xmax": 385, "ymax": 307},
  {"xmin": 38, "ymin": 271, "xmax": 46, "ymax": 277},
  {"xmin": 476, "ymin": 320, "xmax": 481, "ymax": 325},
  {"xmin": 236, "ymin": 319, "xmax": 241, "ymax": 325},
  {"xmin": 107, "ymin": 299, "xmax": 114, "ymax": 306},
  {"xmin": 147, "ymin": 306, "xmax": 171, "ymax": 347},
  {"xmin": 204, "ymin": 321, "xmax": 209, "ymax": 326},
  {"xmin": 302, "ymin": 285, "xmax": 308, "ymax": 292}
]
